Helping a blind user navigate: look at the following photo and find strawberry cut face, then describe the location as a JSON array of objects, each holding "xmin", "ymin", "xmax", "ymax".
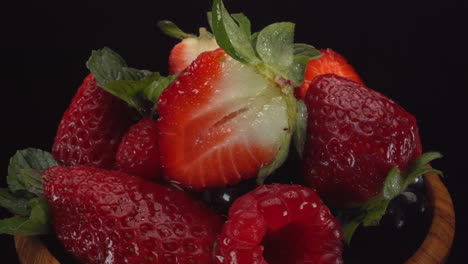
[{"xmin": 158, "ymin": 48, "xmax": 290, "ymax": 189}]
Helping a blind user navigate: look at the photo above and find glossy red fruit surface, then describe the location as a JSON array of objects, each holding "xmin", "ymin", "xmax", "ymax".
[
  {"xmin": 303, "ymin": 74, "xmax": 422, "ymax": 207},
  {"xmin": 214, "ymin": 184, "xmax": 343, "ymax": 264},
  {"xmin": 52, "ymin": 74, "xmax": 134, "ymax": 169},
  {"xmin": 296, "ymin": 48, "xmax": 363, "ymax": 100},
  {"xmin": 116, "ymin": 118, "xmax": 161, "ymax": 179},
  {"xmin": 43, "ymin": 166, "xmax": 223, "ymax": 264},
  {"xmin": 158, "ymin": 48, "xmax": 289, "ymax": 190}
]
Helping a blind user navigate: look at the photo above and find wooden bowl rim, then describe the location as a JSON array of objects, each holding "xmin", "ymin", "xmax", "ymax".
[{"xmin": 14, "ymin": 172, "xmax": 455, "ymax": 264}]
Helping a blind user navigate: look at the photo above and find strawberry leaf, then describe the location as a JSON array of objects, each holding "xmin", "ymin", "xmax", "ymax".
[
  {"xmin": 143, "ymin": 74, "xmax": 178, "ymax": 113},
  {"xmin": 342, "ymin": 152, "xmax": 443, "ymax": 245},
  {"xmin": 288, "ymin": 44, "xmax": 322, "ymax": 85},
  {"xmin": 86, "ymin": 47, "xmax": 128, "ymax": 83},
  {"xmin": 18, "ymin": 169, "xmax": 44, "ymax": 196},
  {"xmin": 256, "ymin": 22, "xmax": 295, "ymax": 77},
  {"xmin": 87, "ymin": 47, "xmax": 174, "ymax": 115},
  {"xmin": 157, "ymin": 20, "xmax": 194, "ymax": 40},
  {"xmin": 294, "ymin": 43, "xmax": 322, "ymax": 62},
  {"xmin": 103, "ymin": 72, "xmax": 161, "ymax": 113},
  {"xmin": 231, "ymin": 13, "xmax": 252, "ymax": 38},
  {"xmin": 1, "ymin": 150, "xmax": 54, "ymax": 236},
  {"xmin": 0, "ymin": 189, "xmax": 35, "ymax": 216},
  {"xmin": 211, "ymin": 0, "xmax": 258, "ymax": 64},
  {"xmin": 8, "ymin": 149, "xmax": 57, "ymax": 193},
  {"xmin": 0, "ymin": 197, "xmax": 50, "ymax": 235}
]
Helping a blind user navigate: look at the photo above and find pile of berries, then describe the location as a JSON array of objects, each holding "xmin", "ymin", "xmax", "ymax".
[{"xmin": 0, "ymin": 1, "xmax": 441, "ymax": 263}]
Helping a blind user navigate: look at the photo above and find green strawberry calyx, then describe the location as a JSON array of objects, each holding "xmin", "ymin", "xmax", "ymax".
[
  {"xmin": 0, "ymin": 149, "xmax": 56, "ymax": 236},
  {"xmin": 210, "ymin": 0, "xmax": 321, "ymax": 87},
  {"xmin": 342, "ymin": 152, "xmax": 443, "ymax": 245}
]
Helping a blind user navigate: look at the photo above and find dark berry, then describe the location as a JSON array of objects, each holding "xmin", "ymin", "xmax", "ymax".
[{"xmin": 204, "ymin": 178, "xmax": 257, "ymax": 216}]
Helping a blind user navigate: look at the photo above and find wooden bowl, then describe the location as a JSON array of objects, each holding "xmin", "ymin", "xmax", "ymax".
[{"xmin": 14, "ymin": 172, "xmax": 455, "ymax": 264}]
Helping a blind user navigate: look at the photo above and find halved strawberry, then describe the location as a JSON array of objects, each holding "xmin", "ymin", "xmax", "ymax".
[
  {"xmin": 158, "ymin": 21, "xmax": 219, "ymax": 75},
  {"xmin": 296, "ymin": 48, "xmax": 363, "ymax": 100},
  {"xmin": 157, "ymin": 0, "xmax": 322, "ymax": 190},
  {"xmin": 157, "ymin": 48, "xmax": 290, "ymax": 189}
]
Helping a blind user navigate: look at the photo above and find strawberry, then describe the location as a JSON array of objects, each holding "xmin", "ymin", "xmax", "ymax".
[
  {"xmin": 158, "ymin": 21, "xmax": 219, "ymax": 75},
  {"xmin": 303, "ymin": 74, "xmax": 422, "ymax": 207},
  {"xmin": 116, "ymin": 118, "xmax": 162, "ymax": 179},
  {"xmin": 158, "ymin": 48, "xmax": 291, "ymax": 189},
  {"xmin": 43, "ymin": 166, "xmax": 223, "ymax": 264},
  {"xmin": 302, "ymin": 74, "xmax": 443, "ymax": 243},
  {"xmin": 214, "ymin": 184, "xmax": 343, "ymax": 264},
  {"xmin": 296, "ymin": 48, "xmax": 363, "ymax": 100},
  {"xmin": 157, "ymin": 0, "xmax": 322, "ymax": 189},
  {"xmin": 52, "ymin": 73, "xmax": 134, "ymax": 169}
]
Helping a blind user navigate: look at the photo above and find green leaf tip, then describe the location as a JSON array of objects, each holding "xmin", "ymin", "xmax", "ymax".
[
  {"xmin": 211, "ymin": 0, "xmax": 257, "ymax": 64},
  {"xmin": 1, "ymin": 149, "xmax": 55, "ymax": 236},
  {"xmin": 8, "ymin": 148, "xmax": 57, "ymax": 194},
  {"xmin": 342, "ymin": 151, "xmax": 443, "ymax": 245},
  {"xmin": 157, "ymin": 20, "xmax": 194, "ymax": 40},
  {"xmin": 0, "ymin": 197, "xmax": 50, "ymax": 236},
  {"xmin": 86, "ymin": 47, "xmax": 176, "ymax": 115},
  {"xmin": 0, "ymin": 189, "xmax": 35, "ymax": 216}
]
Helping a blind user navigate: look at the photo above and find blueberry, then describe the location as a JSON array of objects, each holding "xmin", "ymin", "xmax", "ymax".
[
  {"xmin": 204, "ymin": 178, "xmax": 258, "ymax": 215},
  {"xmin": 382, "ymin": 198, "xmax": 406, "ymax": 229},
  {"xmin": 264, "ymin": 148, "xmax": 304, "ymax": 185},
  {"xmin": 379, "ymin": 175, "xmax": 429, "ymax": 229}
]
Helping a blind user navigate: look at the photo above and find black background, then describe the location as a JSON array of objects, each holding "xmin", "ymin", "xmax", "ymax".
[{"xmin": 2, "ymin": 0, "xmax": 467, "ymax": 263}]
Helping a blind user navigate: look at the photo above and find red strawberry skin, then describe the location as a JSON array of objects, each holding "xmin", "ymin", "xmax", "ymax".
[
  {"xmin": 303, "ymin": 74, "xmax": 422, "ymax": 207},
  {"xmin": 158, "ymin": 48, "xmax": 289, "ymax": 190},
  {"xmin": 116, "ymin": 118, "xmax": 162, "ymax": 179},
  {"xmin": 296, "ymin": 48, "xmax": 363, "ymax": 100},
  {"xmin": 214, "ymin": 184, "xmax": 343, "ymax": 264},
  {"xmin": 43, "ymin": 166, "xmax": 223, "ymax": 264},
  {"xmin": 52, "ymin": 74, "xmax": 134, "ymax": 169}
]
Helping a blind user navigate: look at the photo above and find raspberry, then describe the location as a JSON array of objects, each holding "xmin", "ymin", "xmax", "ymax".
[{"xmin": 214, "ymin": 184, "xmax": 343, "ymax": 264}]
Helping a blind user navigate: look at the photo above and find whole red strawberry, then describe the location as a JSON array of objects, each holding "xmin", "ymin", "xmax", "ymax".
[
  {"xmin": 214, "ymin": 184, "xmax": 343, "ymax": 264},
  {"xmin": 296, "ymin": 48, "xmax": 363, "ymax": 100},
  {"xmin": 43, "ymin": 166, "xmax": 223, "ymax": 264},
  {"xmin": 303, "ymin": 74, "xmax": 422, "ymax": 207},
  {"xmin": 116, "ymin": 118, "xmax": 161, "ymax": 179},
  {"xmin": 52, "ymin": 74, "xmax": 134, "ymax": 169}
]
